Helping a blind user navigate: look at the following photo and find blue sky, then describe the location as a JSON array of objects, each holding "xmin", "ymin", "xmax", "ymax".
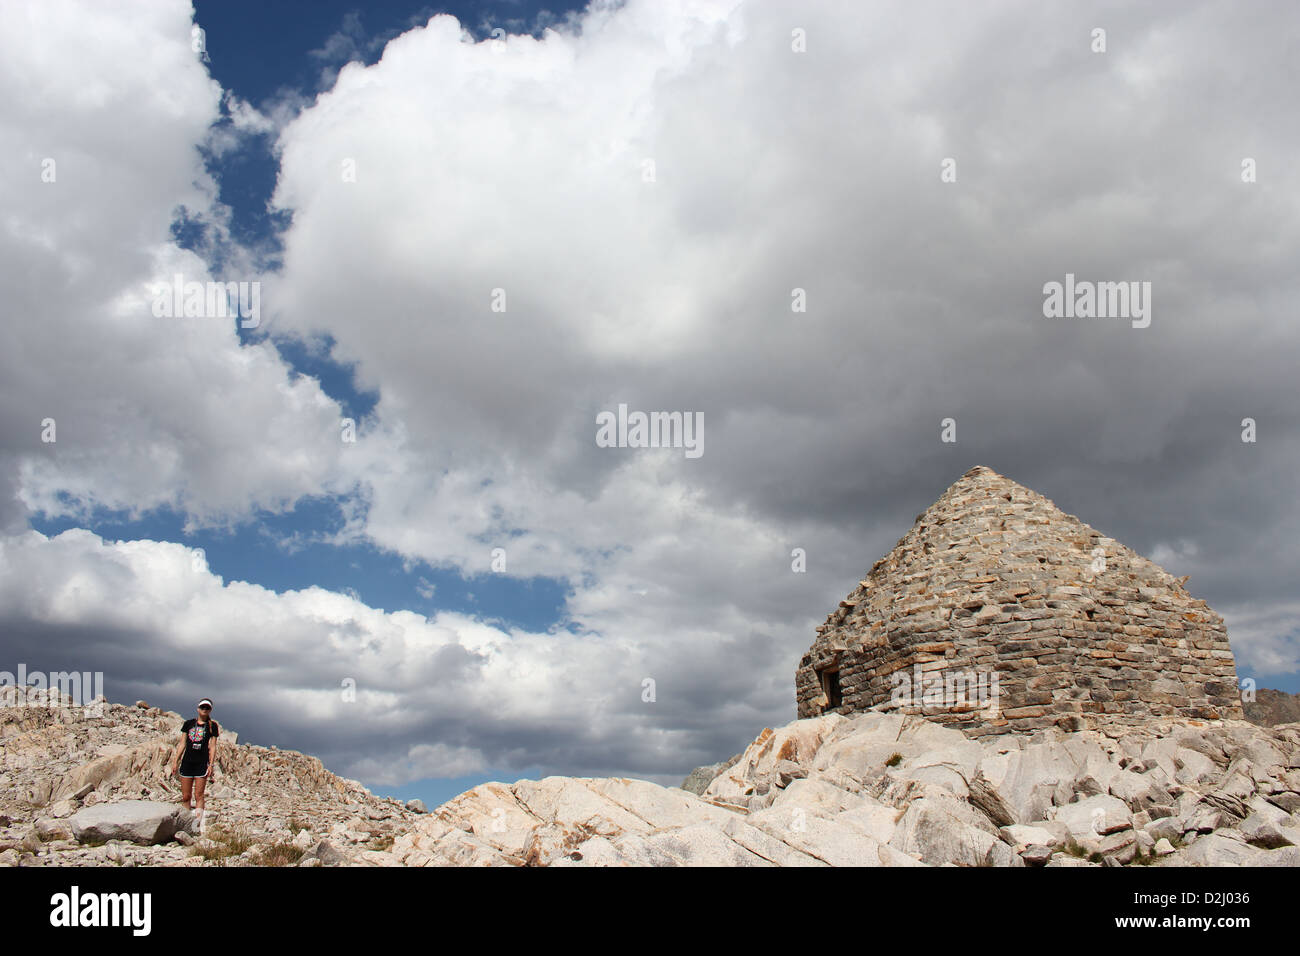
[{"xmin": 3, "ymin": 0, "xmax": 1299, "ymax": 815}]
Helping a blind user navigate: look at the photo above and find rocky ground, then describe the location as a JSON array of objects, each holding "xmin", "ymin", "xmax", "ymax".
[
  {"xmin": 394, "ymin": 710, "xmax": 1300, "ymax": 866},
  {"xmin": 5, "ymin": 685, "xmax": 1299, "ymax": 866},
  {"xmin": 0, "ymin": 687, "xmax": 423, "ymax": 867}
]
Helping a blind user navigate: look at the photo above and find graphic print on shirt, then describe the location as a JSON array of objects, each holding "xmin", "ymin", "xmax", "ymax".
[{"xmin": 188, "ymin": 723, "xmax": 207, "ymax": 750}]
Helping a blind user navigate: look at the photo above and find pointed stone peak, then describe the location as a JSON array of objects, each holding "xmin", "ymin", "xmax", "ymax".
[
  {"xmin": 911, "ymin": 465, "xmax": 1080, "ymax": 536},
  {"xmin": 949, "ymin": 464, "xmax": 1032, "ymax": 492},
  {"xmin": 797, "ymin": 465, "xmax": 1243, "ymax": 732},
  {"xmin": 831, "ymin": 462, "xmax": 1220, "ymax": 646}
]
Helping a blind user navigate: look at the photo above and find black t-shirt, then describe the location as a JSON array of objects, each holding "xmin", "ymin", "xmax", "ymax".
[{"xmin": 180, "ymin": 718, "xmax": 219, "ymax": 766}]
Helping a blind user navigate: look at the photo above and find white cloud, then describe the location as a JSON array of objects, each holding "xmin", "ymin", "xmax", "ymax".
[
  {"xmin": 265, "ymin": 0, "xmax": 1300, "ymax": 700},
  {"xmin": 0, "ymin": 0, "xmax": 352, "ymax": 530},
  {"xmin": 0, "ymin": 525, "xmax": 798, "ymax": 784},
  {"xmin": 1216, "ymin": 601, "xmax": 1300, "ymax": 680}
]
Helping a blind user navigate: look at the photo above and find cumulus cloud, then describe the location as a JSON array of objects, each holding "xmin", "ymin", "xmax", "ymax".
[
  {"xmin": 0, "ymin": 526, "xmax": 792, "ymax": 784},
  {"xmin": 203, "ymin": 91, "xmax": 278, "ymax": 159},
  {"xmin": 0, "ymin": 0, "xmax": 353, "ymax": 530},
  {"xmin": 1215, "ymin": 601, "xmax": 1300, "ymax": 680},
  {"xmin": 266, "ymin": 0, "xmax": 1300, "ymax": 684}
]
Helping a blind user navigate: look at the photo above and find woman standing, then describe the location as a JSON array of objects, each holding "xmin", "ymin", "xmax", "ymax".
[{"xmin": 170, "ymin": 698, "xmax": 220, "ymax": 831}]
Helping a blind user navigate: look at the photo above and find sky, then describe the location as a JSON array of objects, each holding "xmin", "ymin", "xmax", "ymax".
[{"xmin": 1, "ymin": 0, "xmax": 1297, "ymax": 810}]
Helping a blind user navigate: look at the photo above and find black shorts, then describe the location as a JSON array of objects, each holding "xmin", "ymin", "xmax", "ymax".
[{"xmin": 179, "ymin": 758, "xmax": 209, "ymax": 778}]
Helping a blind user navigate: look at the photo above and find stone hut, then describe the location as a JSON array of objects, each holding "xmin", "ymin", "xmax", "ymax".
[{"xmin": 796, "ymin": 466, "xmax": 1243, "ymax": 736}]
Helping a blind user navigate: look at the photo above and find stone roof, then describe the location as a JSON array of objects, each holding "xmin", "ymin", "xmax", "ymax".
[{"xmin": 796, "ymin": 466, "xmax": 1244, "ymax": 735}]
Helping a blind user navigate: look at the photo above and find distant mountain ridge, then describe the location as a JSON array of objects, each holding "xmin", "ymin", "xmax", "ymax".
[{"xmin": 1244, "ymin": 688, "xmax": 1300, "ymax": 728}]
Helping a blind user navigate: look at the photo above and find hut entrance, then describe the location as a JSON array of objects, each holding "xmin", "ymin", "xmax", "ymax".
[{"xmin": 819, "ymin": 667, "xmax": 842, "ymax": 711}]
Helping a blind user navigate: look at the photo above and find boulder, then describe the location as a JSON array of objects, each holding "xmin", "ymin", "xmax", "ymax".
[
  {"xmin": 1052, "ymin": 794, "xmax": 1132, "ymax": 841},
  {"xmin": 397, "ymin": 827, "xmax": 514, "ymax": 867},
  {"xmin": 1108, "ymin": 769, "xmax": 1170, "ymax": 812},
  {"xmin": 886, "ymin": 739, "xmax": 985, "ymax": 799},
  {"xmin": 975, "ymin": 739, "xmax": 1078, "ymax": 824},
  {"xmin": 1139, "ymin": 738, "xmax": 1181, "ymax": 781},
  {"xmin": 49, "ymin": 798, "xmax": 79, "ymax": 819},
  {"xmin": 570, "ymin": 823, "xmax": 776, "ymax": 867},
  {"xmin": 1185, "ymin": 832, "xmax": 1265, "ymax": 866},
  {"xmin": 305, "ymin": 839, "xmax": 351, "ymax": 866},
  {"xmin": 750, "ymin": 807, "xmax": 923, "ymax": 867},
  {"xmin": 34, "ymin": 818, "xmax": 72, "ymax": 841},
  {"xmin": 1201, "ymin": 769, "xmax": 1255, "ymax": 821},
  {"xmin": 889, "ymin": 794, "xmax": 1004, "ymax": 867},
  {"xmin": 1135, "ymin": 829, "xmax": 1155, "ymax": 854},
  {"xmin": 1047, "ymin": 854, "xmax": 1100, "ymax": 867},
  {"xmin": 1000, "ymin": 824, "xmax": 1061, "ymax": 849},
  {"xmin": 69, "ymin": 801, "xmax": 193, "ymax": 845},
  {"xmin": 774, "ymin": 759, "xmax": 807, "ymax": 788},
  {"xmin": 833, "ymin": 804, "xmax": 903, "ymax": 844},
  {"xmin": 1073, "ymin": 753, "xmax": 1122, "ymax": 798},
  {"xmin": 19, "ymin": 779, "xmax": 52, "ymax": 807},
  {"xmin": 680, "ymin": 762, "xmax": 728, "ymax": 796},
  {"xmin": 404, "ymin": 799, "xmax": 428, "ymax": 814},
  {"xmin": 810, "ymin": 714, "xmax": 971, "ymax": 782},
  {"xmin": 968, "ymin": 772, "xmax": 1016, "ymax": 827},
  {"xmin": 1222, "ymin": 730, "xmax": 1286, "ymax": 774},
  {"xmin": 1020, "ymin": 844, "xmax": 1053, "ymax": 866},
  {"xmin": 1144, "ymin": 816, "xmax": 1182, "ymax": 843},
  {"xmin": 1265, "ymin": 792, "xmax": 1300, "ymax": 814},
  {"xmin": 1238, "ymin": 803, "xmax": 1298, "ymax": 849},
  {"xmin": 768, "ymin": 777, "xmax": 868, "ymax": 817},
  {"xmin": 1182, "ymin": 804, "xmax": 1226, "ymax": 835},
  {"xmin": 1098, "ymin": 828, "xmax": 1137, "ymax": 864},
  {"xmin": 1173, "ymin": 747, "xmax": 1220, "ymax": 787},
  {"xmin": 706, "ymin": 715, "xmax": 846, "ymax": 803},
  {"xmin": 52, "ymin": 747, "xmax": 140, "ymax": 801},
  {"xmin": 1257, "ymin": 846, "xmax": 1300, "ymax": 867},
  {"xmin": 712, "ymin": 815, "xmax": 830, "ymax": 866},
  {"xmin": 1172, "ymin": 727, "xmax": 1229, "ymax": 767},
  {"xmin": 395, "ymin": 776, "xmax": 746, "ymax": 866}
]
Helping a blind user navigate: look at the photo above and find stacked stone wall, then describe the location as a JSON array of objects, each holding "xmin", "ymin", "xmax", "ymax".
[{"xmin": 795, "ymin": 467, "xmax": 1243, "ymax": 735}]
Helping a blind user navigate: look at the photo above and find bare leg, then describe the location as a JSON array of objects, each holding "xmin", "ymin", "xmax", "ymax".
[
  {"xmin": 193, "ymin": 775, "xmax": 208, "ymax": 830},
  {"xmin": 180, "ymin": 776, "xmax": 194, "ymax": 808}
]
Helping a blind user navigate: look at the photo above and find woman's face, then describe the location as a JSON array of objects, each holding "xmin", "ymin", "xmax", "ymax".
[{"xmin": 198, "ymin": 705, "xmax": 211, "ymax": 720}]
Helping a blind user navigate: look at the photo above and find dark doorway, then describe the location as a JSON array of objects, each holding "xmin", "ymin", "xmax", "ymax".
[{"xmin": 820, "ymin": 667, "xmax": 842, "ymax": 711}]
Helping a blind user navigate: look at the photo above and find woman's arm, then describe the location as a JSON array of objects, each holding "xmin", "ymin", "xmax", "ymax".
[
  {"xmin": 207, "ymin": 737, "xmax": 217, "ymax": 778},
  {"xmin": 170, "ymin": 737, "xmax": 184, "ymax": 774}
]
